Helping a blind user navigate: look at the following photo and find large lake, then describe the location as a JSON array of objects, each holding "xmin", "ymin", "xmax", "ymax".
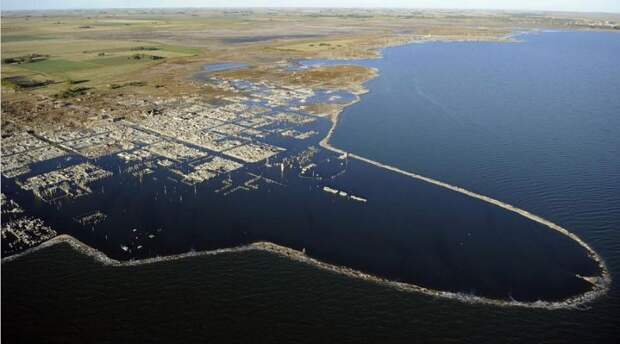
[
  {"xmin": 331, "ymin": 30, "xmax": 620, "ymax": 302},
  {"xmin": 3, "ymin": 31, "xmax": 619, "ymax": 342},
  {"xmin": 330, "ymin": 31, "xmax": 620, "ymax": 237}
]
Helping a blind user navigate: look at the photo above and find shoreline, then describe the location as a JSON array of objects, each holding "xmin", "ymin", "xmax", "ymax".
[
  {"xmin": 2, "ymin": 35, "xmax": 612, "ymax": 310},
  {"xmin": 316, "ymin": 38, "xmax": 611, "ymax": 307}
]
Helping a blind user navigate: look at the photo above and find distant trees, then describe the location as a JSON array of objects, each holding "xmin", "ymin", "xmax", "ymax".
[
  {"xmin": 130, "ymin": 46, "xmax": 160, "ymax": 51},
  {"xmin": 2, "ymin": 53, "xmax": 49, "ymax": 65},
  {"xmin": 129, "ymin": 54, "xmax": 165, "ymax": 60}
]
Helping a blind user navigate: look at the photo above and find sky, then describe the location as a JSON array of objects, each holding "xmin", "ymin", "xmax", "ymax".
[{"xmin": 1, "ymin": 0, "xmax": 619, "ymax": 13}]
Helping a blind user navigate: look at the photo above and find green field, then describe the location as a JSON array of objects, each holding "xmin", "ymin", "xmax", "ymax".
[
  {"xmin": 2, "ymin": 41, "xmax": 199, "ymax": 86},
  {"xmin": 2, "ymin": 8, "xmax": 617, "ymax": 100},
  {"xmin": 83, "ymin": 55, "xmax": 148, "ymax": 66},
  {"xmin": 1, "ymin": 34, "xmax": 57, "ymax": 43},
  {"xmin": 18, "ymin": 59, "xmax": 99, "ymax": 73}
]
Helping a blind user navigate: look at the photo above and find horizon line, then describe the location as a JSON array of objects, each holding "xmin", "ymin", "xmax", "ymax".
[{"xmin": 1, "ymin": 6, "xmax": 619, "ymax": 15}]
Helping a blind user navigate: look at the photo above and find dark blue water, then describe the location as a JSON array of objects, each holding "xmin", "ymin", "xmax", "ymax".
[
  {"xmin": 328, "ymin": 30, "xmax": 620, "ymax": 289},
  {"xmin": 3, "ymin": 31, "xmax": 619, "ymax": 342},
  {"xmin": 322, "ymin": 30, "xmax": 619, "ymax": 338},
  {"xmin": 2, "ymin": 134, "xmax": 596, "ymax": 301},
  {"xmin": 301, "ymin": 32, "xmax": 620, "ymax": 302},
  {"xmin": 331, "ymin": 32, "xmax": 620, "ymax": 228}
]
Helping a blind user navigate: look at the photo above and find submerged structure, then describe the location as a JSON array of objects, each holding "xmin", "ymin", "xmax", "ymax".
[{"xmin": 1, "ymin": 59, "xmax": 610, "ymax": 309}]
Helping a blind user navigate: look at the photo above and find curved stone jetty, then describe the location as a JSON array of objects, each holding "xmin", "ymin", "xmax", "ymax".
[
  {"xmin": 1, "ymin": 66, "xmax": 611, "ymax": 310},
  {"xmin": 3, "ymin": 88, "xmax": 612, "ymax": 309},
  {"xmin": 316, "ymin": 100, "xmax": 610, "ymax": 308},
  {"xmin": 1, "ymin": 234, "xmax": 610, "ymax": 310}
]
